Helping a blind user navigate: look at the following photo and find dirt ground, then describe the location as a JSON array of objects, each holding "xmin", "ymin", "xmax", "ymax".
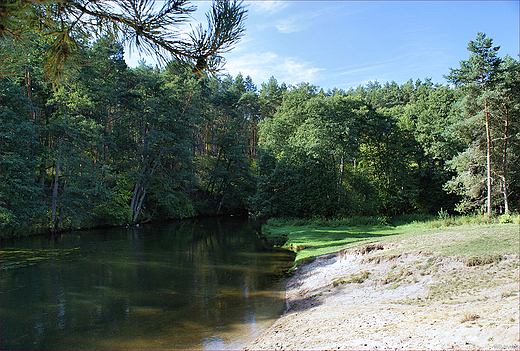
[{"xmin": 244, "ymin": 244, "xmax": 520, "ymax": 350}]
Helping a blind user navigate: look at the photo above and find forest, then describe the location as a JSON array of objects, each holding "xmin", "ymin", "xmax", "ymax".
[{"xmin": 1, "ymin": 1, "xmax": 519, "ymax": 238}]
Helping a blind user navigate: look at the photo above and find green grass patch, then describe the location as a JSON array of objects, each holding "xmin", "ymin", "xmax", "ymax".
[{"xmin": 261, "ymin": 216, "xmax": 519, "ymax": 268}]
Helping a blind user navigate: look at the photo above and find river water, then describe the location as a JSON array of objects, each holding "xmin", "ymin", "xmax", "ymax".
[{"xmin": 1, "ymin": 217, "xmax": 295, "ymax": 350}]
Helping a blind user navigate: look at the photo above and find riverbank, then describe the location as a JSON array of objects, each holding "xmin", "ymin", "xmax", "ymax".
[{"xmin": 245, "ymin": 223, "xmax": 520, "ymax": 350}]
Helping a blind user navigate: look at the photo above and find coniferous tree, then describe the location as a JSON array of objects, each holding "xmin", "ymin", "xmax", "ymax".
[
  {"xmin": 1, "ymin": 0, "xmax": 246, "ymax": 84},
  {"xmin": 445, "ymin": 32, "xmax": 502, "ymax": 215}
]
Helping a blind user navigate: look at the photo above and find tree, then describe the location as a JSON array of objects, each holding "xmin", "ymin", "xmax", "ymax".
[
  {"xmin": 1, "ymin": 0, "xmax": 249, "ymax": 236},
  {"xmin": 0, "ymin": 79, "xmax": 46, "ymax": 236},
  {"xmin": 254, "ymin": 86, "xmax": 385, "ymax": 218},
  {"xmin": 445, "ymin": 32, "xmax": 502, "ymax": 215},
  {"xmin": 258, "ymin": 76, "xmax": 286, "ymax": 119},
  {"xmin": 194, "ymin": 74, "xmax": 256, "ymax": 215},
  {"xmin": 1, "ymin": 0, "xmax": 247, "ymax": 84},
  {"xmin": 485, "ymin": 55, "xmax": 520, "ymax": 214},
  {"xmin": 398, "ymin": 83, "xmax": 461, "ymax": 213}
]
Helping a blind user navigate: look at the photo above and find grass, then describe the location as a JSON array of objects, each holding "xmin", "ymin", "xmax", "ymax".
[
  {"xmin": 465, "ymin": 255, "xmax": 503, "ymax": 267},
  {"xmin": 425, "ymin": 258, "xmax": 519, "ymax": 302},
  {"xmin": 264, "ymin": 215, "xmax": 519, "ymax": 311},
  {"xmin": 460, "ymin": 312, "xmax": 480, "ymax": 323},
  {"xmin": 261, "ymin": 215, "xmax": 519, "ymax": 268},
  {"xmin": 333, "ymin": 271, "xmax": 371, "ymax": 286}
]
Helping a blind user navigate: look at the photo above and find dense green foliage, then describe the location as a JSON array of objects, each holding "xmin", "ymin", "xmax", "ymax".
[
  {"xmin": 1, "ymin": 34, "xmax": 265, "ymax": 236},
  {"xmin": 252, "ymin": 33, "xmax": 518, "ymax": 220},
  {"xmin": 2, "ymin": 30, "xmax": 518, "ymax": 238}
]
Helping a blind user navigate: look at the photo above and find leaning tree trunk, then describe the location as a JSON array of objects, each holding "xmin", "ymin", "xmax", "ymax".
[
  {"xmin": 130, "ymin": 181, "xmax": 148, "ymax": 224},
  {"xmin": 129, "ymin": 149, "xmax": 165, "ymax": 224}
]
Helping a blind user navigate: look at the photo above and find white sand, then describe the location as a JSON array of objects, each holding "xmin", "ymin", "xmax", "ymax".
[{"xmin": 245, "ymin": 245, "xmax": 520, "ymax": 350}]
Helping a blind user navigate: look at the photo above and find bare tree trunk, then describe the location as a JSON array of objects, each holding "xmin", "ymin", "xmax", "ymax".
[
  {"xmin": 102, "ymin": 110, "xmax": 109, "ymax": 180},
  {"xmin": 130, "ymin": 179, "xmax": 141, "ymax": 213},
  {"xmin": 129, "ymin": 149, "xmax": 164, "ymax": 224},
  {"xmin": 130, "ymin": 179, "xmax": 148, "ymax": 224},
  {"xmin": 501, "ymin": 105, "xmax": 509, "ymax": 214},
  {"xmin": 484, "ymin": 99, "xmax": 492, "ymax": 216},
  {"xmin": 132, "ymin": 186, "xmax": 147, "ymax": 224}
]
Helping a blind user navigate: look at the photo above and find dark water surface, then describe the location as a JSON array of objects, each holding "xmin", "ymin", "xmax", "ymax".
[{"xmin": 1, "ymin": 217, "xmax": 295, "ymax": 350}]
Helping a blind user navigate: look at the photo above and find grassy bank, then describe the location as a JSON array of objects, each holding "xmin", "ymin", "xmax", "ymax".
[{"xmin": 261, "ymin": 215, "xmax": 520, "ymax": 268}]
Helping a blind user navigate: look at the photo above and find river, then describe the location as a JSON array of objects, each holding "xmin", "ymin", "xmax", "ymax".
[{"xmin": 1, "ymin": 217, "xmax": 295, "ymax": 350}]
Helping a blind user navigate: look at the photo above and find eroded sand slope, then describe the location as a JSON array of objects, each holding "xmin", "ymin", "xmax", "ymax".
[{"xmin": 245, "ymin": 245, "xmax": 519, "ymax": 350}]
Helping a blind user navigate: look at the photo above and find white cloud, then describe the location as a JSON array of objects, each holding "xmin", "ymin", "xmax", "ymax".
[
  {"xmin": 275, "ymin": 16, "xmax": 307, "ymax": 33},
  {"xmin": 248, "ymin": 1, "xmax": 290, "ymax": 15},
  {"xmin": 272, "ymin": 5, "xmax": 342, "ymax": 34},
  {"xmin": 279, "ymin": 58, "xmax": 323, "ymax": 82},
  {"xmin": 223, "ymin": 52, "xmax": 324, "ymax": 85},
  {"xmin": 330, "ymin": 66, "xmax": 383, "ymax": 78}
]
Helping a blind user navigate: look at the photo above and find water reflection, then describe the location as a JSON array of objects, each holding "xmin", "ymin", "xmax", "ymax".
[{"xmin": 1, "ymin": 217, "xmax": 294, "ymax": 350}]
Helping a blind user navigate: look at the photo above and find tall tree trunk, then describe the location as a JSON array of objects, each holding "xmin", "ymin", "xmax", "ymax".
[
  {"xmin": 25, "ymin": 70, "xmax": 34, "ymax": 119},
  {"xmin": 501, "ymin": 105, "xmax": 509, "ymax": 214},
  {"xmin": 102, "ymin": 110, "xmax": 109, "ymax": 180},
  {"xmin": 484, "ymin": 99, "xmax": 492, "ymax": 216}
]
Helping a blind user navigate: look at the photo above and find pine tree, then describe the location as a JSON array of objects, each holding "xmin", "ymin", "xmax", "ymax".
[
  {"xmin": 0, "ymin": 0, "xmax": 246, "ymax": 85},
  {"xmin": 445, "ymin": 32, "xmax": 502, "ymax": 216}
]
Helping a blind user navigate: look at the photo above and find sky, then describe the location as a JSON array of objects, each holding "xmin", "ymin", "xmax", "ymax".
[{"xmin": 124, "ymin": 1, "xmax": 520, "ymax": 91}]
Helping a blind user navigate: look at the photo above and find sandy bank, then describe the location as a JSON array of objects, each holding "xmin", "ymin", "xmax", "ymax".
[{"xmin": 244, "ymin": 244, "xmax": 519, "ymax": 350}]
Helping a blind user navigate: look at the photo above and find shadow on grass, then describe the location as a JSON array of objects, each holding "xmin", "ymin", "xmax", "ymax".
[
  {"xmin": 288, "ymin": 230, "xmax": 398, "ymax": 250},
  {"xmin": 286, "ymin": 228, "xmax": 404, "ymax": 269}
]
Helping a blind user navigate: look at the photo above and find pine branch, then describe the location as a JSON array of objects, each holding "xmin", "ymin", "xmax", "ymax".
[{"xmin": 1, "ymin": 0, "xmax": 247, "ymax": 85}]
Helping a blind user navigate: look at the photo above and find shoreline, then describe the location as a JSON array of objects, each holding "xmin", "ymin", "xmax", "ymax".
[{"xmin": 244, "ymin": 244, "xmax": 520, "ymax": 350}]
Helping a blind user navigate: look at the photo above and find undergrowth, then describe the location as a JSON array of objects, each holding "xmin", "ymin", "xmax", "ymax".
[{"xmin": 265, "ymin": 213, "xmax": 519, "ymax": 230}]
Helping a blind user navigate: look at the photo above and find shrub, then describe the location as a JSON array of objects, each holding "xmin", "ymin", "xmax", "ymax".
[{"xmin": 499, "ymin": 214, "xmax": 513, "ymax": 224}]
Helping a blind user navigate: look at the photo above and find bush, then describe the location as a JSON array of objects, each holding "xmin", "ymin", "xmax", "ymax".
[
  {"xmin": 499, "ymin": 214, "xmax": 513, "ymax": 224},
  {"xmin": 426, "ymin": 213, "xmax": 496, "ymax": 228}
]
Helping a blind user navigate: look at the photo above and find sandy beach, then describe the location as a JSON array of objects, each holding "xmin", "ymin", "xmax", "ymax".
[{"xmin": 244, "ymin": 244, "xmax": 520, "ymax": 350}]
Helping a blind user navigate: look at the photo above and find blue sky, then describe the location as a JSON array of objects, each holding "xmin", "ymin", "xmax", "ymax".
[{"xmin": 124, "ymin": 1, "xmax": 520, "ymax": 91}]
